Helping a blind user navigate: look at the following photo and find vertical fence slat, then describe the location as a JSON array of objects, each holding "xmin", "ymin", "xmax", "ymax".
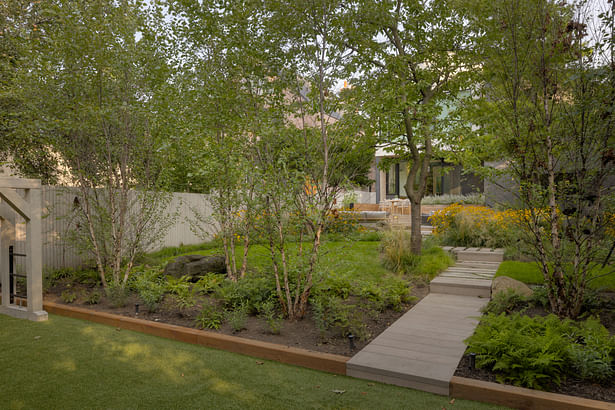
[{"xmin": 32, "ymin": 187, "xmax": 215, "ymax": 271}]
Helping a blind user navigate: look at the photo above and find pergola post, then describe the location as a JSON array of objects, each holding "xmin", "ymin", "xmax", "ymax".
[
  {"xmin": 0, "ymin": 177, "xmax": 47, "ymax": 321},
  {"xmin": 0, "ymin": 207, "xmax": 14, "ymax": 312}
]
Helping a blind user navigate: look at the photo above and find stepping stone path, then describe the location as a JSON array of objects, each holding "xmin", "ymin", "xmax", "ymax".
[{"xmin": 347, "ymin": 247, "xmax": 503, "ymax": 396}]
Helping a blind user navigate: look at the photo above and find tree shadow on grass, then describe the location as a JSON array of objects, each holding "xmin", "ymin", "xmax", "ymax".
[{"xmin": 0, "ymin": 314, "xmax": 505, "ymax": 410}]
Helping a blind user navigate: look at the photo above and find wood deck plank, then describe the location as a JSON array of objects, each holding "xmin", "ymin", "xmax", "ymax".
[{"xmin": 346, "ymin": 253, "xmax": 502, "ymax": 395}]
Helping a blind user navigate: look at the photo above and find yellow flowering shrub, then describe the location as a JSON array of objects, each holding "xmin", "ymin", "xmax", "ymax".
[
  {"xmin": 325, "ymin": 208, "xmax": 363, "ymax": 234},
  {"xmin": 429, "ymin": 204, "xmax": 519, "ymax": 248},
  {"xmin": 431, "ymin": 203, "xmax": 615, "ymax": 249},
  {"xmin": 606, "ymin": 213, "xmax": 615, "ymax": 237}
]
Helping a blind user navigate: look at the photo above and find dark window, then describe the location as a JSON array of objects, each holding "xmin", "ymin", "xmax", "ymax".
[{"xmin": 386, "ymin": 163, "xmax": 399, "ymax": 197}]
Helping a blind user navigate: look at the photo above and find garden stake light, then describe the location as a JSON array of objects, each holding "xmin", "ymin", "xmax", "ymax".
[
  {"xmin": 135, "ymin": 303, "xmax": 140, "ymax": 316},
  {"xmin": 469, "ymin": 353, "xmax": 476, "ymax": 370},
  {"xmin": 348, "ymin": 334, "xmax": 355, "ymax": 351}
]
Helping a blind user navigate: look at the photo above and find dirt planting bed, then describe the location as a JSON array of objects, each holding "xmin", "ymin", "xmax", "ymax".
[{"xmin": 44, "ymin": 282, "xmax": 428, "ymax": 357}]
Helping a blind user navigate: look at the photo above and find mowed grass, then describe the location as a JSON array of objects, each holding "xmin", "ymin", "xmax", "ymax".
[
  {"xmin": 146, "ymin": 240, "xmax": 402, "ymax": 281},
  {"xmin": 0, "ymin": 314, "xmax": 506, "ymax": 410},
  {"xmin": 496, "ymin": 261, "xmax": 615, "ymax": 291}
]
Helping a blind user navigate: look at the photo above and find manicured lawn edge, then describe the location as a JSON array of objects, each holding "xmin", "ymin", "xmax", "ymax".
[
  {"xmin": 43, "ymin": 301, "xmax": 348, "ymax": 375},
  {"xmin": 450, "ymin": 376, "xmax": 614, "ymax": 410}
]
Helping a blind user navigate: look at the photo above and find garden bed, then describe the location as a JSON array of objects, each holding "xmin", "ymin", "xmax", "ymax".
[
  {"xmin": 453, "ymin": 295, "xmax": 615, "ymax": 403},
  {"xmin": 455, "ymin": 352, "xmax": 615, "ymax": 403},
  {"xmin": 44, "ymin": 284, "xmax": 428, "ymax": 357},
  {"xmin": 42, "ymin": 239, "xmax": 445, "ymax": 357}
]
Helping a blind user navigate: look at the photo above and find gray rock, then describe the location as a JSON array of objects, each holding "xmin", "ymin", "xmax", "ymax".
[
  {"xmin": 163, "ymin": 261, "xmax": 185, "ymax": 278},
  {"xmin": 183, "ymin": 254, "xmax": 206, "ymax": 262},
  {"xmin": 492, "ymin": 276, "xmax": 533, "ymax": 297},
  {"xmin": 163, "ymin": 254, "xmax": 226, "ymax": 280},
  {"xmin": 185, "ymin": 255, "xmax": 226, "ymax": 277}
]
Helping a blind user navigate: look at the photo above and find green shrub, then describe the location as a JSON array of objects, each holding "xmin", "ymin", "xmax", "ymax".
[
  {"xmin": 529, "ymin": 286, "xmax": 610, "ymax": 316},
  {"xmin": 83, "ymin": 290, "xmax": 101, "ymax": 305},
  {"xmin": 257, "ymin": 300, "xmax": 283, "ymax": 335},
  {"xmin": 73, "ymin": 269, "xmax": 100, "ymax": 286},
  {"xmin": 580, "ymin": 289, "xmax": 610, "ymax": 314},
  {"xmin": 380, "ymin": 231, "xmax": 452, "ymax": 278},
  {"xmin": 195, "ymin": 304, "xmax": 224, "ymax": 330},
  {"xmin": 358, "ymin": 277, "xmax": 414, "ymax": 312},
  {"xmin": 310, "ymin": 294, "xmax": 330, "ymax": 338},
  {"xmin": 466, "ymin": 313, "xmax": 569, "ymax": 389},
  {"xmin": 166, "ymin": 275, "xmax": 192, "ymax": 297},
  {"xmin": 133, "ymin": 267, "xmax": 166, "ymax": 312},
  {"xmin": 324, "ymin": 229, "xmax": 383, "ymax": 242},
  {"xmin": 482, "ymin": 289, "xmax": 528, "ymax": 315},
  {"xmin": 421, "ymin": 193, "xmax": 485, "ymax": 205},
  {"xmin": 414, "ymin": 246, "xmax": 454, "ymax": 280},
  {"xmin": 568, "ymin": 345, "xmax": 614, "ymax": 383},
  {"xmin": 194, "ymin": 273, "xmax": 224, "ymax": 295},
  {"xmin": 214, "ymin": 274, "xmax": 275, "ymax": 313},
  {"xmin": 324, "ymin": 209, "xmax": 361, "ymax": 235},
  {"xmin": 466, "ymin": 313, "xmax": 615, "ymax": 389},
  {"xmin": 174, "ymin": 293, "xmax": 196, "ymax": 315},
  {"xmin": 166, "ymin": 275, "xmax": 196, "ymax": 314},
  {"xmin": 316, "ymin": 269, "xmax": 414, "ymax": 314},
  {"xmin": 567, "ymin": 318, "xmax": 615, "ymax": 383},
  {"xmin": 352, "ymin": 230, "xmax": 382, "ymax": 242},
  {"xmin": 529, "ymin": 285, "xmax": 549, "ymax": 309},
  {"xmin": 44, "ymin": 268, "xmax": 74, "ymax": 288},
  {"xmin": 309, "ymin": 294, "xmax": 369, "ymax": 340},
  {"xmin": 105, "ymin": 282, "xmax": 129, "ymax": 308},
  {"xmin": 379, "ymin": 230, "xmax": 419, "ymax": 274},
  {"xmin": 226, "ymin": 304, "xmax": 248, "ymax": 333},
  {"xmin": 61, "ymin": 289, "xmax": 77, "ymax": 304},
  {"xmin": 325, "ymin": 273, "xmax": 353, "ymax": 299}
]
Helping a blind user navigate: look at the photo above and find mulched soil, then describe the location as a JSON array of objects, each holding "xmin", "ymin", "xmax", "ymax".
[
  {"xmin": 44, "ymin": 282, "xmax": 429, "ymax": 357},
  {"xmin": 454, "ymin": 293, "xmax": 615, "ymax": 403}
]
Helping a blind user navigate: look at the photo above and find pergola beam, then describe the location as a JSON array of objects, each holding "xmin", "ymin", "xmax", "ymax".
[
  {"xmin": 0, "ymin": 177, "xmax": 41, "ymax": 189},
  {"xmin": 0, "ymin": 188, "xmax": 31, "ymax": 221}
]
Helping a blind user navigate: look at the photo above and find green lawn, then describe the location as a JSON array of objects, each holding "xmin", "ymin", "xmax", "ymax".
[
  {"xmin": 151, "ymin": 240, "xmax": 392, "ymax": 280},
  {"xmin": 0, "ymin": 314, "xmax": 506, "ymax": 410},
  {"xmin": 143, "ymin": 239, "xmax": 449, "ymax": 280},
  {"xmin": 496, "ymin": 261, "xmax": 615, "ymax": 291}
]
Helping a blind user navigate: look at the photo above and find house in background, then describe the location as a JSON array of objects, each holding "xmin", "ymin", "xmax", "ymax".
[{"xmin": 367, "ymin": 147, "xmax": 484, "ymax": 204}]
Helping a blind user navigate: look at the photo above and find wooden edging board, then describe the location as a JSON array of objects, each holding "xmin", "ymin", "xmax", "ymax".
[
  {"xmin": 450, "ymin": 376, "xmax": 615, "ymax": 410},
  {"xmin": 43, "ymin": 302, "xmax": 348, "ymax": 375}
]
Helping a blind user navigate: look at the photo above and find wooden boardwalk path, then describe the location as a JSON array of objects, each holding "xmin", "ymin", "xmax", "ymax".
[{"xmin": 347, "ymin": 248, "xmax": 503, "ymax": 395}]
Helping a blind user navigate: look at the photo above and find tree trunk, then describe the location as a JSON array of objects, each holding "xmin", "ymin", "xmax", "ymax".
[{"xmin": 409, "ymin": 199, "xmax": 422, "ymax": 254}]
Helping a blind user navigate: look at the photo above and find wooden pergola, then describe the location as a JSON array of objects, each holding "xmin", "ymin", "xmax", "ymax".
[{"xmin": 0, "ymin": 177, "xmax": 47, "ymax": 321}]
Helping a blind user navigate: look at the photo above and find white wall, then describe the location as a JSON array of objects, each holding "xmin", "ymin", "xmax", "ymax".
[
  {"xmin": 336, "ymin": 189, "xmax": 377, "ymax": 205},
  {"xmin": 6, "ymin": 187, "xmax": 215, "ymax": 270}
]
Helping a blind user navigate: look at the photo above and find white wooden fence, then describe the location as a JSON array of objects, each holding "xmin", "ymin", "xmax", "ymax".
[
  {"xmin": 8, "ymin": 187, "xmax": 215, "ymax": 270},
  {"xmin": 4, "ymin": 187, "xmax": 374, "ymax": 271}
]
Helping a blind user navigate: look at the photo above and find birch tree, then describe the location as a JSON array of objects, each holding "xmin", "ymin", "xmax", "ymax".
[
  {"xmin": 13, "ymin": 0, "xmax": 174, "ymax": 292},
  {"xmin": 464, "ymin": 0, "xmax": 615, "ymax": 318}
]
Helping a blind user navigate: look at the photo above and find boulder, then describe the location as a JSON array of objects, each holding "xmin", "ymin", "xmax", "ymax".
[
  {"xmin": 491, "ymin": 276, "xmax": 533, "ymax": 298},
  {"xmin": 185, "ymin": 255, "xmax": 226, "ymax": 277},
  {"xmin": 163, "ymin": 254, "xmax": 226, "ymax": 280}
]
